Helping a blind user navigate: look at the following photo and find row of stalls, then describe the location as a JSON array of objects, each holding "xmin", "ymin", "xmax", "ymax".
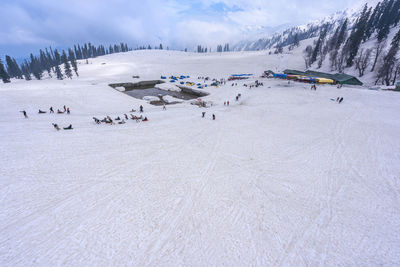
[
  {"xmin": 228, "ymin": 74, "xmax": 253, "ymax": 81},
  {"xmin": 266, "ymin": 69, "xmax": 363, "ymax": 86}
]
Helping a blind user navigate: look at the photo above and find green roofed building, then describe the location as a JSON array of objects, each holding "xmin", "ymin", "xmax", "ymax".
[
  {"xmin": 283, "ymin": 69, "xmax": 307, "ymax": 76},
  {"xmin": 332, "ymin": 73, "xmax": 363, "ymax": 86},
  {"xmin": 283, "ymin": 69, "xmax": 363, "ymax": 86}
]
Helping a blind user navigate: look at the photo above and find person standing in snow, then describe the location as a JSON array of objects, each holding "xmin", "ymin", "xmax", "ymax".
[
  {"xmin": 52, "ymin": 123, "xmax": 60, "ymax": 130},
  {"xmin": 67, "ymin": 108, "xmax": 70, "ymax": 114},
  {"xmin": 140, "ymin": 105, "xmax": 143, "ymax": 112},
  {"xmin": 339, "ymin": 97, "xmax": 344, "ymax": 104},
  {"xmin": 63, "ymin": 105, "xmax": 66, "ymax": 112},
  {"xmin": 163, "ymin": 104, "xmax": 166, "ymax": 110},
  {"xmin": 124, "ymin": 114, "xmax": 129, "ymax": 120},
  {"xmin": 202, "ymin": 111, "xmax": 205, "ymax": 118},
  {"xmin": 50, "ymin": 107, "xmax": 54, "ymax": 113},
  {"xmin": 212, "ymin": 114, "xmax": 215, "ymax": 120},
  {"xmin": 227, "ymin": 101, "xmax": 229, "ymax": 106},
  {"xmin": 20, "ymin": 110, "xmax": 28, "ymax": 118}
]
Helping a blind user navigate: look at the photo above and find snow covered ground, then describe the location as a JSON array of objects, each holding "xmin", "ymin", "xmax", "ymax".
[{"xmin": 1, "ymin": 50, "xmax": 400, "ymax": 266}]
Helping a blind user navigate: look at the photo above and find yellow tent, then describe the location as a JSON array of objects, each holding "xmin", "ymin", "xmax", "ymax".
[{"xmin": 316, "ymin": 78, "xmax": 335, "ymax": 84}]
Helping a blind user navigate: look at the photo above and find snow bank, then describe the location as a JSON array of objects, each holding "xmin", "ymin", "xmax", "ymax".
[
  {"xmin": 143, "ymin": 95, "xmax": 160, "ymax": 102},
  {"xmin": 155, "ymin": 82, "xmax": 181, "ymax": 92},
  {"xmin": 162, "ymin": 95, "xmax": 184, "ymax": 103}
]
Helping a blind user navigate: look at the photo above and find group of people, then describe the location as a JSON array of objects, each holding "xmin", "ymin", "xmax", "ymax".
[
  {"xmin": 336, "ymin": 97, "xmax": 344, "ymax": 104},
  {"xmin": 93, "ymin": 106, "xmax": 148, "ymax": 125},
  {"xmin": 39, "ymin": 105, "xmax": 71, "ymax": 114},
  {"xmin": 243, "ymin": 81, "xmax": 264, "ymax": 89},
  {"xmin": 52, "ymin": 123, "xmax": 73, "ymax": 131},
  {"xmin": 201, "ymin": 111, "xmax": 215, "ymax": 120}
]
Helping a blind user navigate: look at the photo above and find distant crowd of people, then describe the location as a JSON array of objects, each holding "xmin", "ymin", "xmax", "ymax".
[
  {"xmin": 92, "ymin": 105, "xmax": 148, "ymax": 125},
  {"xmin": 20, "ymin": 105, "xmax": 73, "ymax": 131}
]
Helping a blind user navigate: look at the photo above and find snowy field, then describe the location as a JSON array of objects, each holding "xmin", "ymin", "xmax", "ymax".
[{"xmin": 1, "ymin": 50, "xmax": 400, "ymax": 266}]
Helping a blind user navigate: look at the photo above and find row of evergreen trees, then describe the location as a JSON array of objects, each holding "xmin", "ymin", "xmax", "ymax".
[
  {"xmin": 135, "ymin": 44, "xmax": 171, "ymax": 50},
  {"xmin": 0, "ymin": 42, "xmax": 131, "ymax": 83},
  {"xmin": 196, "ymin": 43, "xmax": 230, "ymax": 53},
  {"xmin": 302, "ymin": 0, "xmax": 400, "ymax": 85},
  {"xmin": 216, "ymin": 44, "xmax": 230, "ymax": 52},
  {"xmin": 196, "ymin": 45, "xmax": 210, "ymax": 53}
]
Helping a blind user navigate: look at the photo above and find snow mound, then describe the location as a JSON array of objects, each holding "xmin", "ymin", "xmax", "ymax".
[
  {"xmin": 143, "ymin": 96, "xmax": 160, "ymax": 102},
  {"xmin": 155, "ymin": 83, "xmax": 181, "ymax": 92},
  {"xmin": 162, "ymin": 95, "xmax": 184, "ymax": 103},
  {"xmin": 114, "ymin": 86, "xmax": 125, "ymax": 91}
]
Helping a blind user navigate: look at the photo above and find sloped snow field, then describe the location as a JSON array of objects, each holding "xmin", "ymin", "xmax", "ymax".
[{"xmin": 1, "ymin": 50, "xmax": 399, "ymax": 266}]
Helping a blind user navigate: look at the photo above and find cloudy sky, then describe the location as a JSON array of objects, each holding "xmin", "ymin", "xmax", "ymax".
[{"xmin": 0, "ymin": 0, "xmax": 371, "ymax": 58}]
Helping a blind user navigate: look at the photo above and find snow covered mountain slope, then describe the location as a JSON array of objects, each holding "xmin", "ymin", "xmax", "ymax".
[
  {"xmin": 233, "ymin": 9, "xmax": 357, "ymax": 51},
  {"xmin": 1, "ymin": 50, "xmax": 400, "ymax": 265}
]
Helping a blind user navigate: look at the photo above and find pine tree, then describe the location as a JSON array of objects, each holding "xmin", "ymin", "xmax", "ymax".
[
  {"xmin": 377, "ymin": 0, "xmax": 395, "ymax": 42},
  {"xmin": 54, "ymin": 49, "xmax": 61, "ymax": 66},
  {"xmin": 345, "ymin": 4, "xmax": 370, "ymax": 67},
  {"xmin": 29, "ymin": 53, "xmax": 42, "ymax": 80},
  {"xmin": 364, "ymin": 3, "xmax": 381, "ymax": 41},
  {"xmin": 61, "ymin": 50, "xmax": 72, "ymax": 78},
  {"xmin": 5, "ymin": 55, "xmax": 22, "ymax": 79},
  {"xmin": 21, "ymin": 60, "xmax": 31, "ymax": 80},
  {"xmin": 293, "ymin": 33, "xmax": 300, "ymax": 47},
  {"xmin": 12, "ymin": 58, "xmax": 23, "ymax": 79},
  {"xmin": 377, "ymin": 28, "xmax": 400, "ymax": 85},
  {"xmin": 336, "ymin": 19, "xmax": 348, "ymax": 50},
  {"xmin": 68, "ymin": 48, "xmax": 78, "ymax": 76},
  {"xmin": 311, "ymin": 24, "xmax": 329, "ymax": 64},
  {"xmin": 0, "ymin": 58, "xmax": 11, "ymax": 83},
  {"xmin": 54, "ymin": 65, "xmax": 63, "ymax": 80}
]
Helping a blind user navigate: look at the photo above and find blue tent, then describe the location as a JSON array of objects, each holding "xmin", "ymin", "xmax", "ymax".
[{"xmin": 273, "ymin": 74, "xmax": 287, "ymax": 79}]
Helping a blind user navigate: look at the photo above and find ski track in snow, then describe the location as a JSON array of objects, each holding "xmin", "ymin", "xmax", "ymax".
[{"xmin": 0, "ymin": 50, "xmax": 400, "ymax": 266}]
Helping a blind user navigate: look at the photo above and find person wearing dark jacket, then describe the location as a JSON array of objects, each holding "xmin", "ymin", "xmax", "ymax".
[
  {"xmin": 140, "ymin": 105, "xmax": 143, "ymax": 112},
  {"xmin": 20, "ymin": 110, "xmax": 28, "ymax": 118},
  {"xmin": 212, "ymin": 114, "xmax": 215, "ymax": 120},
  {"xmin": 50, "ymin": 107, "xmax": 54, "ymax": 113},
  {"xmin": 52, "ymin": 123, "xmax": 60, "ymax": 130}
]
